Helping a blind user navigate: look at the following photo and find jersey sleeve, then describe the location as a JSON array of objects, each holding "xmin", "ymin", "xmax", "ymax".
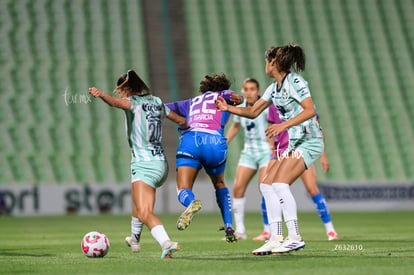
[
  {"xmin": 290, "ymin": 74, "xmax": 311, "ymax": 102},
  {"xmin": 165, "ymin": 99, "xmax": 191, "ymax": 117},
  {"xmin": 219, "ymin": 90, "xmax": 237, "ymax": 105},
  {"xmin": 261, "ymin": 84, "xmax": 275, "ymax": 102}
]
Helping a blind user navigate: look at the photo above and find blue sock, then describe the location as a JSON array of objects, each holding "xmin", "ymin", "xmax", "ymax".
[
  {"xmin": 178, "ymin": 188, "xmax": 195, "ymax": 207},
  {"xmin": 215, "ymin": 187, "xmax": 233, "ymax": 229},
  {"xmin": 261, "ymin": 196, "xmax": 269, "ymax": 226},
  {"xmin": 312, "ymin": 193, "xmax": 331, "ymax": 223}
]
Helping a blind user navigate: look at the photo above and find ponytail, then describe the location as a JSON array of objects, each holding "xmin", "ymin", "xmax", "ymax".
[
  {"xmin": 288, "ymin": 44, "xmax": 306, "ymax": 72},
  {"xmin": 265, "ymin": 43, "xmax": 306, "ymax": 73}
]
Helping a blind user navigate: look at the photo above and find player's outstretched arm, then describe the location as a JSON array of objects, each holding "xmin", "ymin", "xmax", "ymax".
[
  {"xmin": 89, "ymin": 87, "xmax": 131, "ymax": 110},
  {"xmin": 167, "ymin": 110, "xmax": 187, "ymax": 129},
  {"xmin": 215, "ymin": 97, "xmax": 270, "ymax": 119}
]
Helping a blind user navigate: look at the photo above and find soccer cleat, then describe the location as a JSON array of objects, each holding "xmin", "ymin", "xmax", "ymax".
[
  {"xmin": 235, "ymin": 232, "xmax": 247, "ymax": 240},
  {"xmin": 125, "ymin": 236, "xmax": 140, "ymax": 253},
  {"xmin": 161, "ymin": 241, "xmax": 180, "ymax": 259},
  {"xmin": 224, "ymin": 227, "xmax": 237, "ymax": 243},
  {"xmin": 327, "ymin": 231, "xmax": 339, "ymax": 241},
  {"xmin": 272, "ymin": 236, "xmax": 305, "ymax": 254},
  {"xmin": 221, "ymin": 231, "xmax": 246, "ymax": 241},
  {"xmin": 252, "ymin": 237, "xmax": 283, "ymax": 256},
  {"xmin": 177, "ymin": 200, "xmax": 202, "ymax": 231},
  {"xmin": 252, "ymin": 231, "xmax": 270, "ymax": 242},
  {"xmin": 219, "ymin": 226, "xmax": 237, "ymax": 243}
]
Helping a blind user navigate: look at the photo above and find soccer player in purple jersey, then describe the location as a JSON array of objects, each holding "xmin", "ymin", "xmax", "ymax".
[{"xmin": 166, "ymin": 73, "xmax": 240, "ymax": 243}]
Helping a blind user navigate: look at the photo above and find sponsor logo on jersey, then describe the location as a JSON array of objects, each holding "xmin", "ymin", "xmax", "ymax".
[{"xmin": 142, "ymin": 103, "xmax": 163, "ymax": 113}]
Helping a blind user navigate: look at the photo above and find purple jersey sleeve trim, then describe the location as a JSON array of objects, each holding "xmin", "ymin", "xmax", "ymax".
[
  {"xmin": 165, "ymin": 99, "xmax": 191, "ymax": 118},
  {"xmin": 219, "ymin": 90, "xmax": 236, "ymax": 104}
]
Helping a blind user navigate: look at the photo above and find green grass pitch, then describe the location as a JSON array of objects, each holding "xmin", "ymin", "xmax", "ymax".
[{"xmin": 0, "ymin": 211, "xmax": 413, "ymax": 274}]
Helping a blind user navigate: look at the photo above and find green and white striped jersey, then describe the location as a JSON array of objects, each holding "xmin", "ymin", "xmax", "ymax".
[
  {"xmin": 262, "ymin": 73, "xmax": 322, "ymax": 139},
  {"xmin": 124, "ymin": 95, "xmax": 169, "ymax": 161},
  {"xmin": 233, "ymin": 100, "xmax": 271, "ymax": 155}
]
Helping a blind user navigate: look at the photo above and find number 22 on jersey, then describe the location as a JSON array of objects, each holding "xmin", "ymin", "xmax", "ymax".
[{"xmin": 189, "ymin": 93, "xmax": 218, "ymax": 116}]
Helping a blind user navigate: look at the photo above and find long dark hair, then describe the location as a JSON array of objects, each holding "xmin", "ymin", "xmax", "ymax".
[
  {"xmin": 199, "ymin": 73, "xmax": 231, "ymax": 93},
  {"xmin": 116, "ymin": 70, "xmax": 150, "ymax": 95},
  {"xmin": 265, "ymin": 43, "xmax": 306, "ymax": 73}
]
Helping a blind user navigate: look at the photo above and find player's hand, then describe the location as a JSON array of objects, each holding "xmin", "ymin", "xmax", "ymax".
[
  {"xmin": 230, "ymin": 93, "xmax": 243, "ymax": 105},
  {"xmin": 89, "ymin": 87, "xmax": 103, "ymax": 98},
  {"xmin": 215, "ymin": 96, "xmax": 229, "ymax": 111},
  {"xmin": 265, "ymin": 123, "xmax": 286, "ymax": 138},
  {"xmin": 320, "ymin": 152, "xmax": 330, "ymax": 173}
]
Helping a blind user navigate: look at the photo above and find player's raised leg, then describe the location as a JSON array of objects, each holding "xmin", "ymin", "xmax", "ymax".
[{"xmin": 176, "ymin": 166, "xmax": 202, "ymax": 231}]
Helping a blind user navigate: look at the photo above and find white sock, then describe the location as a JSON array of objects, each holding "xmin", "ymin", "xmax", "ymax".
[
  {"xmin": 324, "ymin": 221, "xmax": 335, "ymax": 233},
  {"xmin": 269, "ymin": 221, "xmax": 283, "ymax": 241},
  {"xmin": 259, "ymin": 183, "xmax": 283, "ymax": 241},
  {"xmin": 131, "ymin": 217, "xmax": 144, "ymax": 241},
  {"xmin": 272, "ymin": 183, "xmax": 300, "ymax": 238},
  {"xmin": 286, "ymin": 220, "xmax": 300, "ymax": 239},
  {"xmin": 150, "ymin": 225, "xmax": 170, "ymax": 248},
  {"xmin": 233, "ymin": 197, "xmax": 246, "ymax": 234}
]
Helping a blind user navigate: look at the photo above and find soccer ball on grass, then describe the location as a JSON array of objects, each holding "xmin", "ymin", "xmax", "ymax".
[{"xmin": 81, "ymin": 231, "xmax": 110, "ymax": 258}]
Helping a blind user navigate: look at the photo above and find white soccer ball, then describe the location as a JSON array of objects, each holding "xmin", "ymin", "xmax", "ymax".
[{"xmin": 81, "ymin": 231, "xmax": 110, "ymax": 258}]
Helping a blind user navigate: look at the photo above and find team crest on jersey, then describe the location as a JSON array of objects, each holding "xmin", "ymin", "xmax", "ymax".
[{"xmin": 282, "ymin": 89, "xmax": 289, "ymax": 100}]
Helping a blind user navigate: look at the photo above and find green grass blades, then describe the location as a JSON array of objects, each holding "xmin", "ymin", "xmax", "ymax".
[{"xmin": 0, "ymin": 212, "xmax": 413, "ymax": 274}]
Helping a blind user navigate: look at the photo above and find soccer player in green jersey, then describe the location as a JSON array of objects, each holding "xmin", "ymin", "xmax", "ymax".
[
  {"xmin": 228, "ymin": 79, "xmax": 338, "ymax": 242},
  {"xmin": 89, "ymin": 70, "xmax": 186, "ymax": 259},
  {"xmin": 216, "ymin": 44, "xmax": 323, "ymax": 255}
]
